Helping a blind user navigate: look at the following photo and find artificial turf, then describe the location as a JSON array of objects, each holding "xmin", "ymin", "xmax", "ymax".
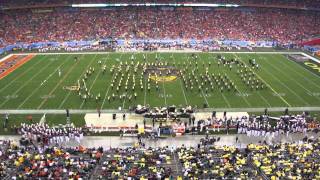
[
  {"xmin": 0, "ymin": 113, "xmax": 85, "ymax": 134},
  {"xmin": 1, "ymin": 52, "xmax": 320, "ymax": 110}
]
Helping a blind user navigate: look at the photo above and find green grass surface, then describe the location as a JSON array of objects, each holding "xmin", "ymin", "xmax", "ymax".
[
  {"xmin": 1, "ymin": 52, "xmax": 320, "ymax": 110},
  {"xmin": 0, "ymin": 113, "xmax": 85, "ymax": 134}
]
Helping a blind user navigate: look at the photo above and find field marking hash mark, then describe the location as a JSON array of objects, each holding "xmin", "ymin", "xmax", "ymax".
[
  {"xmin": 0, "ymin": 56, "xmax": 58, "ymax": 108},
  {"xmin": 101, "ymin": 53, "xmax": 123, "ymax": 109},
  {"xmin": 258, "ymin": 55, "xmax": 310, "ymax": 106},
  {"xmin": 235, "ymin": 53, "xmax": 292, "ymax": 107},
  {"xmin": 58, "ymin": 54, "xmax": 94, "ymax": 109},
  {"xmin": 0, "ymin": 55, "xmax": 45, "ymax": 93},
  {"xmin": 37, "ymin": 55, "xmax": 82, "ymax": 109},
  {"xmin": 17, "ymin": 55, "xmax": 65, "ymax": 109}
]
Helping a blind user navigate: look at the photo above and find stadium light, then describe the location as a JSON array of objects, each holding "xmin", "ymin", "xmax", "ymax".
[
  {"xmin": 184, "ymin": 3, "xmax": 219, "ymax": 7},
  {"xmin": 72, "ymin": 4, "xmax": 107, "ymax": 8},
  {"xmin": 71, "ymin": 3, "xmax": 240, "ymax": 8}
]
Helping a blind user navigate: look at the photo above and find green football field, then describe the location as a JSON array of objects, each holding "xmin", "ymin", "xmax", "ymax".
[{"xmin": 1, "ymin": 52, "xmax": 320, "ymax": 110}]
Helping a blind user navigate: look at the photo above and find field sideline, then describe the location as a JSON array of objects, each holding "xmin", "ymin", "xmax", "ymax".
[{"xmin": 1, "ymin": 51, "xmax": 320, "ymax": 111}]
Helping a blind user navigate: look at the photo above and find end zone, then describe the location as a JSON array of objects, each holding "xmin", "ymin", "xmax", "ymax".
[{"xmin": 0, "ymin": 54, "xmax": 35, "ymax": 80}]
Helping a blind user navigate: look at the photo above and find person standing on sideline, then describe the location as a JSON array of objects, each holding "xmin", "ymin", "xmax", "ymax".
[{"xmin": 3, "ymin": 114, "xmax": 8, "ymax": 129}]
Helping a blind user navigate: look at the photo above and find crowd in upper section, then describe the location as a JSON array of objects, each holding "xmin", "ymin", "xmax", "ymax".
[
  {"xmin": 1, "ymin": 0, "xmax": 320, "ymax": 8},
  {"xmin": 0, "ymin": 7, "xmax": 319, "ymax": 47}
]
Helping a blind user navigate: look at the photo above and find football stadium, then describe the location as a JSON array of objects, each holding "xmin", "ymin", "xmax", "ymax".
[{"xmin": 0, "ymin": 0, "xmax": 320, "ymax": 179}]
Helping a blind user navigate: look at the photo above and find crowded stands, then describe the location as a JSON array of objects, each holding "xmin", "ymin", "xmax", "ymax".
[
  {"xmin": 177, "ymin": 145, "xmax": 258, "ymax": 179},
  {"xmin": 248, "ymin": 142, "xmax": 320, "ymax": 179},
  {"xmin": 1, "ymin": 137, "xmax": 320, "ymax": 179},
  {"xmin": 0, "ymin": 7, "xmax": 319, "ymax": 48},
  {"xmin": 1, "ymin": 0, "xmax": 320, "ymax": 8},
  {"xmin": 94, "ymin": 147, "xmax": 174, "ymax": 179},
  {"xmin": 0, "ymin": 141, "xmax": 101, "ymax": 179}
]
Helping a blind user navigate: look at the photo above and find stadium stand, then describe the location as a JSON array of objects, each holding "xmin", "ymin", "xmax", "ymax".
[
  {"xmin": 1, "ymin": 0, "xmax": 320, "ymax": 8},
  {"xmin": 0, "ymin": 141, "xmax": 101, "ymax": 179},
  {"xmin": 249, "ymin": 143, "xmax": 320, "ymax": 179},
  {"xmin": 0, "ymin": 8, "xmax": 319, "ymax": 48},
  {"xmin": 1, "ymin": 139, "xmax": 320, "ymax": 179}
]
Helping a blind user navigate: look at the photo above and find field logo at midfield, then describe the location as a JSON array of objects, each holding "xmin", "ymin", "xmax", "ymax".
[
  {"xmin": 150, "ymin": 75, "xmax": 177, "ymax": 82},
  {"xmin": 146, "ymin": 66, "xmax": 179, "ymax": 82},
  {"xmin": 63, "ymin": 85, "xmax": 80, "ymax": 91},
  {"xmin": 304, "ymin": 62, "xmax": 320, "ymax": 73}
]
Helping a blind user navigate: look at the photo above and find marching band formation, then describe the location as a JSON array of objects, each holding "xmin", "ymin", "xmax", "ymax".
[{"xmin": 74, "ymin": 54, "xmax": 266, "ymax": 105}]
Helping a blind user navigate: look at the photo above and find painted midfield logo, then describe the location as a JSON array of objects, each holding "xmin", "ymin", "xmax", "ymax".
[{"xmin": 146, "ymin": 66, "xmax": 179, "ymax": 82}]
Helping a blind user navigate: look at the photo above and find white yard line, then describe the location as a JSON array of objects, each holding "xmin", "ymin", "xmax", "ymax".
[
  {"xmin": 39, "ymin": 113, "xmax": 46, "ymax": 125},
  {"xmin": 258, "ymin": 56, "xmax": 311, "ymax": 106},
  {"xmin": 6, "ymin": 51, "xmax": 320, "ymax": 65},
  {"xmin": 101, "ymin": 54, "xmax": 123, "ymax": 109},
  {"xmin": 100, "ymin": 73, "xmax": 116, "ymax": 109},
  {"xmin": 0, "ymin": 55, "xmax": 45, "ymax": 93},
  {"xmin": 121, "ymin": 53, "xmax": 143, "ymax": 109},
  {"xmin": 239, "ymin": 54, "xmax": 281, "ymax": 107},
  {"xmin": 37, "ymin": 55, "xmax": 82, "ymax": 109},
  {"xmin": 266, "ymin": 55, "xmax": 320, "ymax": 102},
  {"xmin": 235, "ymin": 53, "xmax": 292, "ymax": 107},
  {"xmin": 220, "ymin": 93, "xmax": 230, "ymax": 108},
  {"xmin": 179, "ymin": 79, "xmax": 189, "ymax": 105},
  {"xmin": 228, "ymin": 54, "xmax": 266, "ymax": 107},
  {"xmin": 79, "ymin": 58, "xmax": 103, "ymax": 109},
  {"xmin": 144, "ymin": 74, "xmax": 147, "ymax": 106},
  {"xmin": 2, "ymin": 51, "xmax": 319, "ymax": 111},
  {"xmin": 0, "ymin": 56, "xmax": 57, "ymax": 108},
  {"xmin": 122, "ymin": 95, "xmax": 126, "ymax": 110},
  {"xmin": 200, "ymin": 89, "xmax": 211, "ymax": 108},
  {"xmin": 162, "ymin": 80, "xmax": 167, "ymax": 106},
  {"xmin": 157, "ymin": 53, "xmax": 168, "ymax": 106},
  {"xmin": 257, "ymin": 92, "xmax": 272, "ymax": 107},
  {"xmin": 233, "ymin": 87, "xmax": 252, "ymax": 107},
  {"xmin": 278, "ymin": 55, "xmax": 320, "ymax": 89},
  {"xmin": 143, "ymin": 53, "xmax": 147, "ymax": 106},
  {"xmin": 192, "ymin": 54, "xmax": 214, "ymax": 107},
  {"xmin": 172, "ymin": 53, "xmax": 188, "ymax": 105},
  {"xmin": 121, "ymin": 55, "xmax": 129, "ymax": 109},
  {"xmin": 58, "ymin": 54, "xmax": 93, "ymax": 109},
  {"xmin": 17, "ymin": 55, "xmax": 65, "ymax": 109}
]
